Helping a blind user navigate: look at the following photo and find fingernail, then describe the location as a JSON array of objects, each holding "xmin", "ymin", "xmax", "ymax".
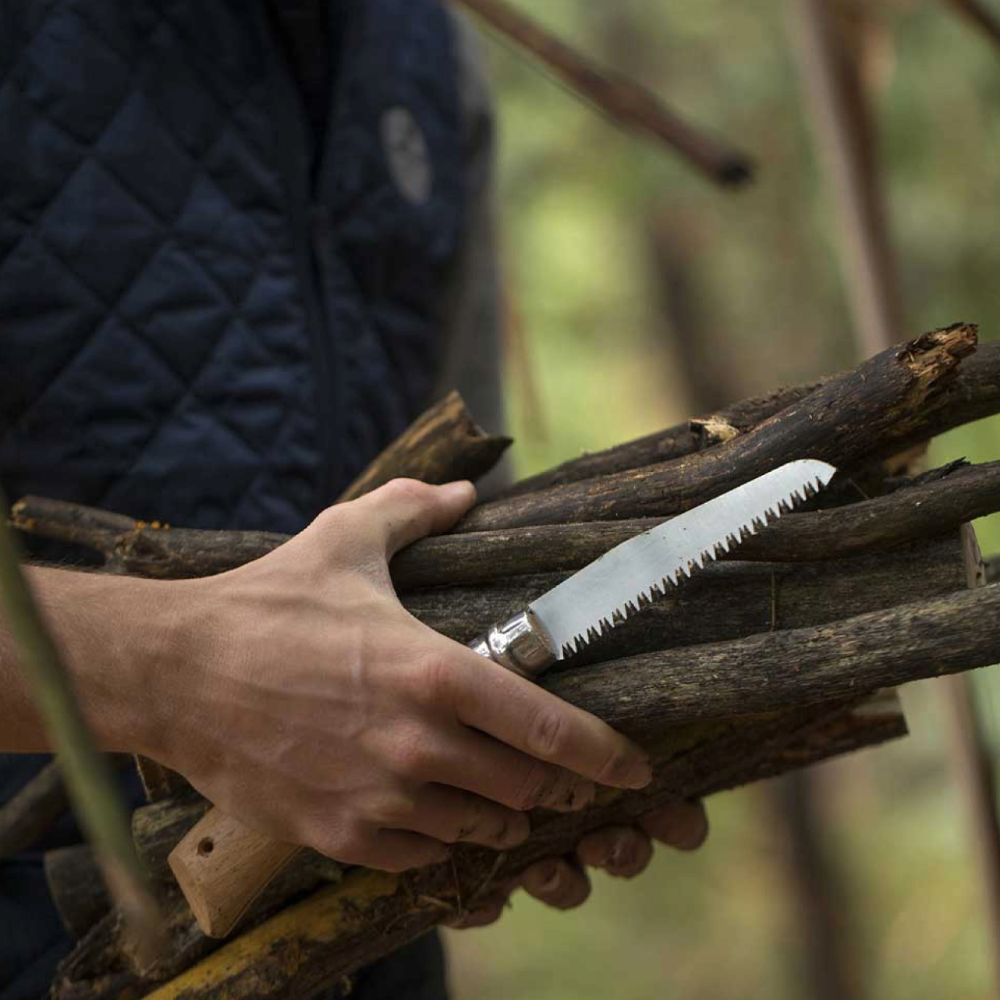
[
  {"xmin": 608, "ymin": 840, "xmax": 631, "ymax": 871},
  {"xmin": 538, "ymin": 861, "xmax": 561, "ymax": 893},
  {"xmin": 440, "ymin": 480, "xmax": 476, "ymax": 505},
  {"xmin": 625, "ymin": 758, "xmax": 654, "ymax": 789}
]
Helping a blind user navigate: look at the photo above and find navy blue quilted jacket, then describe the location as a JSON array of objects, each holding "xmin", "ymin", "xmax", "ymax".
[{"xmin": 0, "ymin": 0, "xmax": 485, "ymax": 995}]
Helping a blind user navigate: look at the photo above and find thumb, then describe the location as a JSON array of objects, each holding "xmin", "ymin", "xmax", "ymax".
[{"xmin": 352, "ymin": 478, "xmax": 477, "ymax": 557}]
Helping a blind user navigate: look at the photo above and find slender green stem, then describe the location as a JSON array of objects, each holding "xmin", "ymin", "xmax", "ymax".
[{"xmin": 0, "ymin": 486, "xmax": 161, "ymax": 953}]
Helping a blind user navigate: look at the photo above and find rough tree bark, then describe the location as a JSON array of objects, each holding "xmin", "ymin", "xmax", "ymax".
[
  {"xmin": 12, "ymin": 458, "xmax": 1000, "ymax": 591},
  {"xmin": 337, "ymin": 390, "xmax": 512, "ymax": 502},
  {"xmin": 32, "ymin": 328, "xmax": 1000, "ymax": 999},
  {"xmin": 458, "ymin": 325, "xmax": 978, "ymax": 531},
  {"xmin": 499, "ymin": 339, "xmax": 1000, "ymax": 498},
  {"xmin": 52, "ymin": 697, "xmax": 905, "ymax": 1000}
]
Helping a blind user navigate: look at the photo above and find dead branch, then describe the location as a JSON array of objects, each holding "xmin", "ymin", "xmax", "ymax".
[
  {"xmin": 457, "ymin": 325, "xmax": 978, "ymax": 531},
  {"xmin": 51, "ymin": 698, "xmax": 904, "ymax": 1000},
  {"xmin": 337, "ymin": 390, "xmax": 511, "ymax": 502},
  {"xmin": 447, "ymin": 0, "xmax": 753, "ymax": 186}
]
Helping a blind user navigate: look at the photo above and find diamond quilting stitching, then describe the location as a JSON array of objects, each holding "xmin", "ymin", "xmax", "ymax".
[
  {"xmin": 0, "ymin": 0, "xmax": 63, "ymax": 99},
  {"xmin": 2, "ymin": 0, "xmax": 318, "ymax": 526}
]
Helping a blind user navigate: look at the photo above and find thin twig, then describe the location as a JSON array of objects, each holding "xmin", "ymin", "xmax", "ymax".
[
  {"xmin": 0, "ymin": 486, "xmax": 162, "ymax": 957},
  {"xmin": 448, "ymin": 0, "xmax": 754, "ymax": 186},
  {"xmin": 941, "ymin": 0, "xmax": 1000, "ymax": 52}
]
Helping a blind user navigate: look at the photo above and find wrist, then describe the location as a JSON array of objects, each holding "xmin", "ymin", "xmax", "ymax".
[{"xmin": 28, "ymin": 568, "xmax": 199, "ymax": 758}]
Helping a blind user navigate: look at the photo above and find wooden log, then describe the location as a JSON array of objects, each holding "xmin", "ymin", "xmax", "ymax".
[
  {"xmin": 544, "ymin": 583, "xmax": 1000, "ymax": 738},
  {"xmin": 50, "ymin": 697, "xmax": 905, "ymax": 1000},
  {"xmin": 129, "ymin": 533, "xmax": 961, "ymax": 892},
  {"xmin": 393, "ymin": 459, "xmax": 1000, "ymax": 587},
  {"xmin": 9, "ymin": 393, "xmax": 509, "ymax": 582},
  {"xmin": 12, "ymin": 458, "xmax": 999, "ymax": 590},
  {"xmin": 112, "ymin": 574, "xmax": 1000, "ymax": 997},
  {"xmin": 45, "ymin": 846, "xmax": 113, "ymax": 940},
  {"xmin": 53, "ymin": 847, "xmax": 348, "ymax": 992},
  {"xmin": 457, "ymin": 325, "xmax": 979, "ymax": 531},
  {"xmin": 337, "ymin": 390, "xmax": 511, "ymax": 502},
  {"xmin": 132, "ymin": 799, "xmax": 209, "ymax": 881},
  {"xmin": 405, "ymin": 534, "xmax": 966, "ymax": 663},
  {"xmin": 132, "ymin": 757, "xmax": 193, "ymax": 804},
  {"xmin": 57, "ymin": 524, "xmax": 959, "ymax": 996},
  {"xmin": 0, "ymin": 760, "xmax": 65, "ymax": 860},
  {"xmin": 500, "ymin": 340, "xmax": 1000, "ymax": 498},
  {"xmin": 12, "ymin": 339, "xmax": 1000, "ymax": 574},
  {"xmin": 502, "ymin": 381, "xmax": 822, "ymax": 498},
  {"xmin": 0, "ymin": 755, "xmax": 131, "ymax": 861}
]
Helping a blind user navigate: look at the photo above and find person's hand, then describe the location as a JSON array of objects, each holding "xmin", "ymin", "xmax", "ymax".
[
  {"xmin": 445, "ymin": 801, "xmax": 708, "ymax": 928},
  {"xmin": 138, "ymin": 479, "xmax": 654, "ymax": 872}
]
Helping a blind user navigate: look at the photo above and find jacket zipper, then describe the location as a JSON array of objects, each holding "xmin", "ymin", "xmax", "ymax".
[{"xmin": 258, "ymin": 3, "xmax": 339, "ymax": 509}]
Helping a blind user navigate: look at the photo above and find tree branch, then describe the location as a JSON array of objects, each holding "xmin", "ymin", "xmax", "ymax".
[
  {"xmin": 447, "ymin": 0, "xmax": 754, "ymax": 186},
  {"xmin": 457, "ymin": 325, "xmax": 978, "ymax": 531}
]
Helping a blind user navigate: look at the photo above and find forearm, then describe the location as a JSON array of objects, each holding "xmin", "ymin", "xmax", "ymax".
[{"xmin": 0, "ymin": 565, "xmax": 181, "ymax": 754}]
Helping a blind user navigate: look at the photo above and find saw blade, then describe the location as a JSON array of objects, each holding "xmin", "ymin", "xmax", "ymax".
[{"xmin": 529, "ymin": 458, "xmax": 837, "ymax": 659}]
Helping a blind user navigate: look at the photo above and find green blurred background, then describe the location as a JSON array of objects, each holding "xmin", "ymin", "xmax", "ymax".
[{"xmin": 442, "ymin": 1, "xmax": 1000, "ymax": 998}]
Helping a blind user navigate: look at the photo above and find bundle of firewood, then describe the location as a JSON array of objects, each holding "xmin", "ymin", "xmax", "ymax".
[{"xmin": 9, "ymin": 323, "xmax": 1000, "ymax": 999}]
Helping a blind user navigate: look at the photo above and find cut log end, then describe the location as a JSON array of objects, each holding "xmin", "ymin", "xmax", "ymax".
[{"xmin": 898, "ymin": 322, "xmax": 978, "ymax": 387}]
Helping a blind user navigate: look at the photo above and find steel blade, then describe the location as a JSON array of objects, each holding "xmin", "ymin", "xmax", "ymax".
[{"xmin": 529, "ymin": 459, "xmax": 837, "ymax": 659}]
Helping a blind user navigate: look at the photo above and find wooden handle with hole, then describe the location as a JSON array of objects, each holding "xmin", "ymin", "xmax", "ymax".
[
  {"xmin": 168, "ymin": 631, "xmax": 509, "ymax": 936},
  {"xmin": 167, "ymin": 808, "xmax": 300, "ymax": 938}
]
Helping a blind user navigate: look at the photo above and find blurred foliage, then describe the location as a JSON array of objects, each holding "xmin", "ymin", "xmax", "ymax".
[{"xmin": 445, "ymin": 1, "xmax": 1000, "ymax": 998}]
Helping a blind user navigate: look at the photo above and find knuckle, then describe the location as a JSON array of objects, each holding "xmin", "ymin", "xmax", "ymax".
[
  {"xmin": 311, "ymin": 503, "xmax": 347, "ymax": 536},
  {"xmin": 412, "ymin": 653, "xmax": 451, "ymax": 694},
  {"xmin": 373, "ymin": 791, "xmax": 416, "ymax": 825},
  {"xmin": 382, "ymin": 478, "xmax": 433, "ymax": 507},
  {"xmin": 408, "ymin": 654, "xmax": 461, "ymax": 707},
  {"xmin": 526, "ymin": 707, "xmax": 570, "ymax": 761},
  {"xmin": 391, "ymin": 731, "xmax": 437, "ymax": 780},
  {"xmin": 316, "ymin": 823, "xmax": 371, "ymax": 865}
]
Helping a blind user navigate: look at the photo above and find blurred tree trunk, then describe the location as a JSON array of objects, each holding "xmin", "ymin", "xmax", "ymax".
[
  {"xmin": 598, "ymin": 6, "xmax": 872, "ymax": 996},
  {"xmin": 790, "ymin": 2, "xmax": 1000, "ymax": 997}
]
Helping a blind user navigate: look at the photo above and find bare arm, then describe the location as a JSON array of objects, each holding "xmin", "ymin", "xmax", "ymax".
[
  {"xmin": 0, "ymin": 481, "xmax": 654, "ymax": 871},
  {"xmin": 0, "ymin": 564, "xmax": 179, "ymax": 755}
]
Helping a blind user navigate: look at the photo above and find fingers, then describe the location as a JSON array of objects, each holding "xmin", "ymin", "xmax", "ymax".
[
  {"xmin": 445, "ymin": 806, "xmax": 707, "ymax": 931},
  {"xmin": 442, "ymin": 647, "xmax": 653, "ymax": 791},
  {"xmin": 519, "ymin": 857, "xmax": 591, "ymax": 910},
  {"xmin": 352, "ymin": 479, "xmax": 477, "ymax": 557},
  {"xmin": 576, "ymin": 826, "xmax": 654, "ymax": 878},
  {"xmin": 420, "ymin": 725, "xmax": 596, "ymax": 814},
  {"xmin": 638, "ymin": 800, "xmax": 709, "ymax": 851},
  {"xmin": 447, "ymin": 856, "xmax": 595, "ymax": 928},
  {"xmin": 343, "ymin": 828, "xmax": 450, "ymax": 873},
  {"xmin": 383, "ymin": 784, "xmax": 531, "ymax": 851}
]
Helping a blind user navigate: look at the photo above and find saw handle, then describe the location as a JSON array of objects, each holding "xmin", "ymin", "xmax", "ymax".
[
  {"xmin": 168, "ymin": 810, "xmax": 299, "ymax": 937},
  {"xmin": 169, "ymin": 611, "xmax": 554, "ymax": 938}
]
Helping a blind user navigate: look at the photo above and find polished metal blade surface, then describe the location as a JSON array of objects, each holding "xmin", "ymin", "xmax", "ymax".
[{"xmin": 529, "ymin": 459, "xmax": 837, "ymax": 659}]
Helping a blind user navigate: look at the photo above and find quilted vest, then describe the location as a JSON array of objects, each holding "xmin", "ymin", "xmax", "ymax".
[
  {"xmin": 0, "ymin": 0, "xmax": 464, "ymax": 535},
  {"xmin": 0, "ymin": 1, "xmax": 465, "ymax": 995}
]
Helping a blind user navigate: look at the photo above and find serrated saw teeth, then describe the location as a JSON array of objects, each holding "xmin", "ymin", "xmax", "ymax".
[{"xmin": 529, "ymin": 459, "xmax": 838, "ymax": 660}]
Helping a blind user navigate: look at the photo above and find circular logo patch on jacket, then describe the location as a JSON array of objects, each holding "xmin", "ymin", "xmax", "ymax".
[{"xmin": 381, "ymin": 106, "xmax": 433, "ymax": 206}]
